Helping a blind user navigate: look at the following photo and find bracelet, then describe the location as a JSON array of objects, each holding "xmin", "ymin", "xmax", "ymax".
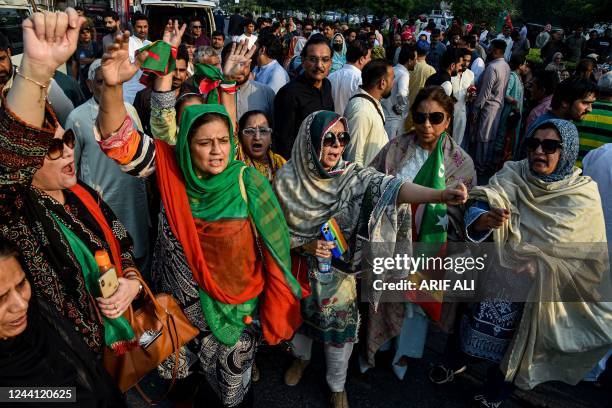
[
  {"xmin": 14, "ymin": 67, "xmax": 50, "ymax": 102},
  {"xmin": 439, "ymin": 189, "xmax": 444, "ymax": 204},
  {"xmin": 219, "ymin": 81, "xmax": 237, "ymax": 95}
]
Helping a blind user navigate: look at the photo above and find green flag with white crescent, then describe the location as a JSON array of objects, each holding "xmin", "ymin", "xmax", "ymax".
[{"xmin": 412, "ymin": 132, "xmax": 448, "ymax": 245}]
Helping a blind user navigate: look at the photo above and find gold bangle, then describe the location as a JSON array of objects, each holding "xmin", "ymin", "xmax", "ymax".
[
  {"xmin": 14, "ymin": 67, "xmax": 50, "ymax": 102},
  {"xmin": 14, "ymin": 67, "xmax": 51, "ymax": 88}
]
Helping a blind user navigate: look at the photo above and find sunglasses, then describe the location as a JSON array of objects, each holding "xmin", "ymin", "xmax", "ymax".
[
  {"xmin": 322, "ymin": 131, "xmax": 350, "ymax": 147},
  {"xmin": 242, "ymin": 126, "xmax": 273, "ymax": 136},
  {"xmin": 47, "ymin": 129, "xmax": 76, "ymax": 160},
  {"xmin": 414, "ymin": 111, "xmax": 445, "ymax": 125},
  {"xmin": 192, "ymin": 25, "xmax": 202, "ymax": 29},
  {"xmin": 524, "ymin": 138, "xmax": 563, "ymax": 154}
]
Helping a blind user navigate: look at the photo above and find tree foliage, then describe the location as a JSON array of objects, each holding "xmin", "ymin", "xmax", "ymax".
[{"xmin": 451, "ymin": 0, "xmax": 517, "ymax": 24}]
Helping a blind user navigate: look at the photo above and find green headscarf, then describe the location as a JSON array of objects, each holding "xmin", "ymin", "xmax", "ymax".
[{"xmin": 175, "ymin": 104, "xmax": 301, "ymax": 345}]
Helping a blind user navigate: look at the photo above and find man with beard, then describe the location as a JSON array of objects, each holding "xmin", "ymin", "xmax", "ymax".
[
  {"xmin": 344, "ymin": 60, "xmax": 394, "ymax": 166},
  {"xmin": 221, "ymin": 41, "xmax": 275, "ymax": 120},
  {"xmin": 527, "ymin": 77, "xmax": 597, "ymax": 137},
  {"xmin": 102, "ymin": 10, "xmax": 122, "ymax": 50},
  {"xmin": 471, "ymin": 39, "xmax": 510, "ymax": 175},
  {"xmin": 133, "ymin": 46, "xmax": 191, "ymax": 135},
  {"xmin": 425, "ymin": 49, "xmax": 463, "ymax": 96},
  {"xmin": 273, "ymin": 34, "xmax": 334, "ymax": 158},
  {"xmin": 64, "ymin": 60, "xmax": 150, "ymax": 271},
  {"xmin": 0, "ymin": 34, "xmax": 74, "ymax": 126}
]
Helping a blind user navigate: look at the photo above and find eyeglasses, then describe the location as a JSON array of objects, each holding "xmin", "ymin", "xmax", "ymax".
[
  {"xmin": 322, "ymin": 131, "xmax": 350, "ymax": 147},
  {"xmin": 524, "ymin": 138, "xmax": 563, "ymax": 154},
  {"xmin": 242, "ymin": 127, "xmax": 273, "ymax": 136},
  {"xmin": 192, "ymin": 25, "xmax": 202, "ymax": 29},
  {"xmin": 414, "ymin": 112, "xmax": 446, "ymax": 125},
  {"xmin": 305, "ymin": 56, "xmax": 332, "ymax": 64},
  {"xmin": 47, "ymin": 129, "xmax": 76, "ymax": 160}
]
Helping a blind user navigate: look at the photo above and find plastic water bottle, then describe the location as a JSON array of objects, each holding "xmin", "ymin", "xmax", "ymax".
[{"xmin": 316, "ymin": 256, "xmax": 332, "ymax": 283}]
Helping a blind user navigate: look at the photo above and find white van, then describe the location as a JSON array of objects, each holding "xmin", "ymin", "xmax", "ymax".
[
  {"xmin": 139, "ymin": 0, "xmax": 216, "ymax": 41},
  {"xmin": 0, "ymin": 0, "xmax": 31, "ymax": 66}
]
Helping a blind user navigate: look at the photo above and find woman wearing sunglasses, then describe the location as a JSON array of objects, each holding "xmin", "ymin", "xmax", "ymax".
[
  {"xmin": 438, "ymin": 118, "xmax": 611, "ymax": 407},
  {"xmin": 367, "ymin": 86, "xmax": 477, "ymax": 381},
  {"xmin": 0, "ymin": 9, "xmax": 142, "ymax": 360},
  {"xmin": 273, "ymin": 110, "xmax": 468, "ymax": 408},
  {"xmin": 237, "ymin": 110, "xmax": 286, "ymax": 181}
]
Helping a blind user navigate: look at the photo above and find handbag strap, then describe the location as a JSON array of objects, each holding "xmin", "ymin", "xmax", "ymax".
[{"xmin": 350, "ymin": 92, "xmax": 386, "ymax": 125}]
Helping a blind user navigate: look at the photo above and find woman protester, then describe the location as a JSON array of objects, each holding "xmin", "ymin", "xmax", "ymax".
[
  {"xmin": 367, "ymin": 86, "xmax": 476, "ymax": 380},
  {"xmin": 273, "ymin": 110, "xmax": 468, "ymax": 407},
  {"xmin": 331, "ymin": 33, "xmax": 347, "ymax": 73},
  {"xmin": 433, "ymin": 119, "xmax": 612, "ymax": 407},
  {"xmin": 0, "ymin": 8, "xmax": 141, "ymax": 359},
  {"xmin": 238, "ymin": 110, "xmax": 286, "ymax": 181},
  {"xmin": 96, "ymin": 26, "xmax": 302, "ymax": 407},
  {"xmin": 0, "ymin": 238, "xmax": 126, "ymax": 407}
]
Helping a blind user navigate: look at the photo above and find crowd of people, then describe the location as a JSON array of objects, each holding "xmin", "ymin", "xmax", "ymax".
[{"xmin": 0, "ymin": 6, "xmax": 611, "ymax": 408}]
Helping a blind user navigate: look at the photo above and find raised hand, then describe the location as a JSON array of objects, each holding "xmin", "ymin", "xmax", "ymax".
[
  {"xmin": 101, "ymin": 31, "xmax": 142, "ymax": 86},
  {"xmin": 223, "ymin": 40, "xmax": 256, "ymax": 80},
  {"xmin": 441, "ymin": 182, "xmax": 468, "ymax": 205},
  {"xmin": 162, "ymin": 19, "xmax": 187, "ymax": 47},
  {"xmin": 20, "ymin": 8, "xmax": 85, "ymax": 82}
]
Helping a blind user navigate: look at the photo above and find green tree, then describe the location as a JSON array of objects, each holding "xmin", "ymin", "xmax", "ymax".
[{"xmin": 451, "ymin": 0, "xmax": 517, "ymax": 24}]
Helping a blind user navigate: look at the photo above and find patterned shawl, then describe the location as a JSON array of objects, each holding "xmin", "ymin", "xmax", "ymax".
[
  {"xmin": 273, "ymin": 110, "xmax": 399, "ymax": 247},
  {"xmin": 369, "ymin": 130, "xmax": 477, "ymax": 189}
]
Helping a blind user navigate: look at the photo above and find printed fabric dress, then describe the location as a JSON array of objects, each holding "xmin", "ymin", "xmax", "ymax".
[
  {"xmin": 98, "ymin": 103, "xmax": 302, "ymax": 406},
  {"xmin": 273, "ymin": 110, "xmax": 413, "ymax": 351}
]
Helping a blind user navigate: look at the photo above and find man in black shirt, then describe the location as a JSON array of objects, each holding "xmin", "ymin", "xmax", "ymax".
[
  {"xmin": 228, "ymin": 8, "xmax": 244, "ymax": 41},
  {"xmin": 273, "ymin": 34, "xmax": 335, "ymax": 158},
  {"xmin": 425, "ymin": 49, "xmax": 463, "ymax": 95}
]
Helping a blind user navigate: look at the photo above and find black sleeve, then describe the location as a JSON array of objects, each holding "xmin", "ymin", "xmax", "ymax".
[{"xmin": 273, "ymin": 86, "xmax": 297, "ymax": 159}]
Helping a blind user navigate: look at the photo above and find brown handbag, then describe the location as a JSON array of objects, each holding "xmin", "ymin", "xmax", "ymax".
[{"xmin": 103, "ymin": 276, "xmax": 199, "ymax": 397}]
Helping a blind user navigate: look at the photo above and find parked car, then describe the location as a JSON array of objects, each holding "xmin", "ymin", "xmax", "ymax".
[
  {"xmin": 140, "ymin": 0, "xmax": 215, "ymax": 41},
  {"xmin": 0, "ymin": 0, "xmax": 31, "ymax": 60}
]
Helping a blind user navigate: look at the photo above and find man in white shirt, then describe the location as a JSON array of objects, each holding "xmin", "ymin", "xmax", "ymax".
[
  {"xmin": 382, "ymin": 44, "xmax": 417, "ymax": 139},
  {"xmin": 101, "ymin": 10, "xmax": 122, "ymax": 50},
  {"xmin": 450, "ymin": 49, "xmax": 475, "ymax": 146},
  {"xmin": 123, "ymin": 12, "xmax": 151, "ymax": 104},
  {"xmin": 252, "ymin": 32, "xmax": 289, "ymax": 93},
  {"xmin": 237, "ymin": 19, "xmax": 258, "ymax": 50},
  {"xmin": 328, "ymin": 40, "xmax": 371, "ymax": 115},
  {"xmin": 344, "ymin": 60, "xmax": 394, "ymax": 166}
]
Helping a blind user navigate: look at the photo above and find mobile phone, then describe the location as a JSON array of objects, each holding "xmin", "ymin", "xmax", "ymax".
[
  {"xmin": 320, "ymin": 218, "xmax": 348, "ymax": 259},
  {"xmin": 98, "ymin": 268, "xmax": 119, "ymax": 298}
]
